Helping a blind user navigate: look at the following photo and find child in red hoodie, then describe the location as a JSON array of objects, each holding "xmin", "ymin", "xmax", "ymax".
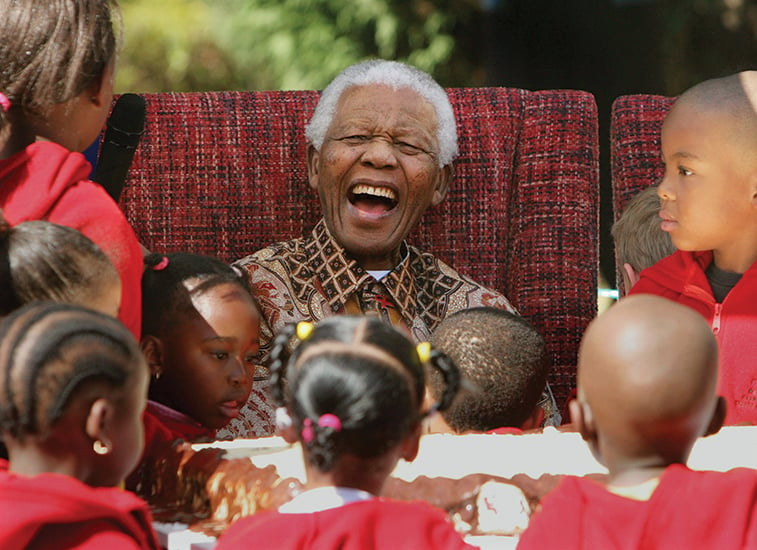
[
  {"xmin": 0, "ymin": 302, "xmax": 159, "ymax": 549},
  {"xmin": 0, "ymin": 0, "xmax": 143, "ymax": 338},
  {"xmin": 217, "ymin": 316, "xmax": 473, "ymax": 550},
  {"xmin": 628, "ymin": 71, "xmax": 757, "ymax": 424},
  {"xmin": 518, "ymin": 295, "xmax": 757, "ymax": 550}
]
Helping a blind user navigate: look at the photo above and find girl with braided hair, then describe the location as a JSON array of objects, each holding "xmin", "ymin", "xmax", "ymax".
[
  {"xmin": 217, "ymin": 315, "xmax": 475, "ymax": 550},
  {"xmin": 0, "ymin": 301, "xmax": 160, "ymax": 549}
]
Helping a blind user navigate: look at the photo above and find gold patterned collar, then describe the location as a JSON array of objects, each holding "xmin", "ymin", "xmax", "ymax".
[{"xmin": 303, "ymin": 219, "xmax": 418, "ymax": 318}]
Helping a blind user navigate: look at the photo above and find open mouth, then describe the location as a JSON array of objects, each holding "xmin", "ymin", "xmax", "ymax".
[
  {"xmin": 349, "ymin": 183, "xmax": 398, "ymax": 214},
  {"xmin": 220, "ymin": 400, "xmax": 242, "ymax": 419}
]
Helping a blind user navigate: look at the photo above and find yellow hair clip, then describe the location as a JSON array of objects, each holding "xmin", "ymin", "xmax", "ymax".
[
  {"xmin": 296, "ymin": 321, "xmax": 314, "ymax": 341},
  {"xmin": 417, "ymin": 342, "xmax": 432, "ymax": 363}
]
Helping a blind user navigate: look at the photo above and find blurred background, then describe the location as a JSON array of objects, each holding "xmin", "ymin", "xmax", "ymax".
[{"xmin": 115, "ymin": 0, "xmax": 757, "ymax": 291}]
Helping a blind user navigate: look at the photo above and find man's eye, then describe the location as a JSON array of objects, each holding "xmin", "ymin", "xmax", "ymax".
[
  {"xmin": 341, "ymin": 135, "xmax": 369, "ymax": 144},
  {"xmin": 395, "ymin": 141, "xmax": 424, "ymax": 155}
]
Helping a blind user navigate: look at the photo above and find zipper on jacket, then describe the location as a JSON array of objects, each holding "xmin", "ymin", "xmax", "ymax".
[{"xmin": 712, "ymin": 303, "xmax": 723, "ymax": 335}]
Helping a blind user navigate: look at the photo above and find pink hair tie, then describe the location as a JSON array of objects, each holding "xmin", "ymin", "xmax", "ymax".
[
  {"xmin": 318, "ymin": 413, "xmax": 342, "ymax": 432},
  {"xmin": 152, "ymin": 256, "xmax": 169, "ymax": 271},
  {"xmin": 0, "ymin": 92, "xmax": 11, "ymax": 113},
  {"xmin": 301, "ymin": 418, "xmax": 315, "ymax": 443}
]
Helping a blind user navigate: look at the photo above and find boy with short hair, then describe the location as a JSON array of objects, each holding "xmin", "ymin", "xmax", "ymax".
[
  {"xmin": 611, "ymin": 185, "xmax": 675, "ymax": 295},
  {"xmin": 629, "ymin": 70, "xmax": 757, "ymax": 425},
  {"xmin": 517, "ymin": 295, "xmax": 757, "ymax": 549},
  {"xmin": 426, "ymin": 307, "xmax": 549, "ymax": 434}
]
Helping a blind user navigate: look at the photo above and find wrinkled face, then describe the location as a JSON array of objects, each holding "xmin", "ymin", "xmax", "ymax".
[
  {"xmin": 308, "ymin": 85, "xmax": 450, "ymax": 270},
  {"xmin": 158, "ymin": 283, "xmax": 260, "ymax": 430},
  {"xmin": 658, "ymin": 101, "xmax": 757, "ymax": 272}
]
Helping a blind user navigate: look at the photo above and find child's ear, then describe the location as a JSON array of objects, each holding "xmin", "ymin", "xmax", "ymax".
[
  {"xmin": 569, "ymin": 398, "xmax": 596, "ymax": 444},
  {"xmin": 704, "ymin": 396, "xmax": 727, "ymax": 437},
  {"xmin": 84, "ymin": 60, "xmax": 114, "ymax": 108},
  {"xmin": 622, "ymin": 263, "xmax": 640, "ymax": 292},
  {"xmin": 399, "ymin": 422, "xmax": 422, "ymax": 462},
  {"xmin": 85, "ymin": 397, "xmax": 114, "ymax": 453},
  {"xmin": 140, "ymin": 336, "xmax": 164, "ymax": 379}
]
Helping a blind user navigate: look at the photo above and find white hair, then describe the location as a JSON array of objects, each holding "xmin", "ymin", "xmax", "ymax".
[{"xmin": 304, "ymin": 59, "xmax": 459, "ymax": 167}]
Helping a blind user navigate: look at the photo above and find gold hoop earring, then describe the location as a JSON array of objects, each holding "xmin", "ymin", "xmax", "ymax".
[{"xmin": 93, "ymin": 440, "xmax": 110, "ymax": 455}]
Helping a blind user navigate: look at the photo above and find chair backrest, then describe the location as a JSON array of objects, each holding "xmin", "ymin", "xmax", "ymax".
[
  {"xmin": 118, "ymin": 87, "xmax": 600, "ymax": 408},
  {"xmin": 610, "ymin": 94, "xmax": 675, "ymax": 289}
]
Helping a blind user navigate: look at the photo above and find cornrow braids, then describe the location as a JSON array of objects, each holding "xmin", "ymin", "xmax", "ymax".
[
  {"xmin": 271, "ymin": 316, "xmax": 457, "ymax": 473},
  {"xmin": 141, "ymin": 252, "xmax": 256, "ymax": 338},
  {"xmin": 0, "ymin": 301, "xmax": 142, "ymax": 440},
  {"xmin": 268, "ymin": 322, "xmax": 299, "ymax": 406}
]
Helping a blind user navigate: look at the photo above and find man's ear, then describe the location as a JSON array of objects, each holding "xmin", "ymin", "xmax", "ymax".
[
  {"xmin": 306, "ymin": 145, "xmax": 320, "ymax": 191},
  {"xmin": 704, "ymin": 396, "xmax": 727, "ymax": 437},
  {"xmin": 400, "ymin": 422, "xmax": 422, "ymax": 462},
  {"xmin": 569, "ymin": 398, "xmax": 596, "ymax": 444},
  {"xmin": 85, "ymin": 397, "xmax": 113, "ymax": 450},
  {"xmin": 431, "ymin": 164, "xmax": 452, "ymax": 207},
  {"xmin": 140, "ymin": 335, "xmax": 164, "ymax": 379}
]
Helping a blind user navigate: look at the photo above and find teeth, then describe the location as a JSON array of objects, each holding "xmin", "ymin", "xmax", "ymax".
[{"xmin": 352, "ymin": 184, "xmax": 397, "ymax": 201}]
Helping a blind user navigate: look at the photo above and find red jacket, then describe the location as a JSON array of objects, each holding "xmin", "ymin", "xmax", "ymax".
[
  {"xmin": 630, "ymin": 250, "xmax": 757, "ymax": 425},
  {"xmin": 517, "ymin": 464, "xmax": 757, "ymax": 550},
  {"xmin": 0, "ymin": 460, "xmax": 160, "ymax": 549},
  {"xmin": 217, "ymin": 499, "xmax": 475, "ymax": 550},
  {"xmin": 0, "ymin": 141, "xmax": 143, "ymax": 338}
]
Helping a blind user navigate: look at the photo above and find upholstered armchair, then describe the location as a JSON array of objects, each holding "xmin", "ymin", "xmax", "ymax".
[{"xmin": 118, "ymin": 87, "xmax": 600, "ymax": 409}]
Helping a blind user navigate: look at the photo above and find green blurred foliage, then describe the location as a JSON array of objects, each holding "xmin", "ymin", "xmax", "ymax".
[
  {"xmin": 115, "ymin": 0, "xmax": 756, "ymax": 94},
  {"xmin": 116, "ymin": 0, "xmax": 477, "ymax": 93}
]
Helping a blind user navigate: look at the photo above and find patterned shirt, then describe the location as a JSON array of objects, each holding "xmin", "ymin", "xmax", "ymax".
[{"xmin": 219, "ymin": 219, "xmax": 559, "ymax": 438}]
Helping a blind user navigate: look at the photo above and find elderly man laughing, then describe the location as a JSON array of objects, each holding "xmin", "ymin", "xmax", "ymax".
[{"xmin": 223, "ymin": 60, "xmax": 559, "ymax": 437}]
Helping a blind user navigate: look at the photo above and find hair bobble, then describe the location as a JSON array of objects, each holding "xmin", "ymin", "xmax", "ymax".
[
  {"xmin": 301, "ymin": 413, "xmax": 342, "ymax": 444},
  {"xmin": 296, "ymin": 321, "xmax": 314, "ymax": 341},
  {"xmin": 0, "ymin": 92, "xmax": 10, "ymax": 113},
  {"xmin": 301, "ymin": 418, "xmax": 315, "ymax": 443},
  {"xmin": 317, "ymin": 413, "xmax": 342, "ymax": 431},
  {"xmin": 151, "ymin": 256, "xmax": 169, "ymax": 271},
  {"xmin": 417, "ymin": 341, "xmax": 432, "ymax": 363}
]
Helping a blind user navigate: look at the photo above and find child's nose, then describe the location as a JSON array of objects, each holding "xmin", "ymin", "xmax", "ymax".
[
  {"xmin": 658, "ymin": 177, "xmax": 674, "ymax": 200},
  {"xmin": 227, "ymin": 357, "xmax": 249, "ymax": 385}
]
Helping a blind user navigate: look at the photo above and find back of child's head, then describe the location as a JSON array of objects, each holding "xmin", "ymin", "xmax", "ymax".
[
  {"xmin": 574, "ymin": 295, "xmax": 721, "ymax": 467},
  {"xmin": 612, "ymin": 185, "xmax": 675, "ymax": 294},
  {"xmin": 0, "ymin": 0, "xmax": 120, "ymax": 128},
  {"xmin": 0, "ymin": 213, "xmax": 120, "ymax": 317},
  {"xmin": 269, "ymin": 316, "xmax": 460, "ymax": 472},
  {"xmin": 141, "ymin": 252, "xmax": 254, "ymax": 338},
  {"xmin": 428, "ymin": 307, "xmax": 548, "ymax": 432},
  {"xmin": 0, "ymin": 301, "xmax": 146, "ymax": 485}
]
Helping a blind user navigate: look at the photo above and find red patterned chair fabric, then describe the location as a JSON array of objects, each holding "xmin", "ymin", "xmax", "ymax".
[
  {"xmin": 610, "ymin": 94, "xmax": 675, "ymax": 289},
  {"xmin": 118, "ymin": 88, "xmax": 600, "ymax": 409}
]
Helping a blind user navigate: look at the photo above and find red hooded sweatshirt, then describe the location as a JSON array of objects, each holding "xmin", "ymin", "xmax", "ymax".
[
  {"xmin": 629, "ymin": 249, "xmax": 757, "ymax": 425},
  {"xmin": 0, "ymin": 141, "xmax": 142, "ymax": 337},
  {"xmin": 0, "ymin": 460, "xmax": 160, "ymax": 549}
]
